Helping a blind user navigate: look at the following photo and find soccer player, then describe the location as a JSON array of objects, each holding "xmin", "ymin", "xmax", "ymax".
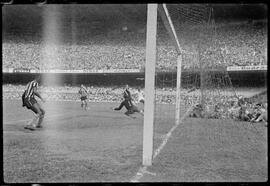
[
  {"xmin": 123, "ymin": 84, "xmax": 131, "ymax": 101},
  {"xmin": 114, "ymin": 85, "xmax": 143, "ymax": 117},
  {"xmin": 114, "ymin": 96, "xmax": 143, "ymax": 118},
  {"xmin": 136, "ymin": 88, "xmax": 144, "ymax": 104},
  {"xmin": 78, "ymin": 84, "xmax": 89, "ymax": 110},
  {"xmin": 22, "ymin": 76, "xmax": 46, "ymax": 130}
]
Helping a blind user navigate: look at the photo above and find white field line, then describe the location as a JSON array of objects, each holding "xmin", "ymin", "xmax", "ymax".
[
  {"xmin": 130, "ymin": 106, "xmax": 194, "ymax": 182},
  {"xmin": 3, "ymin": 112, "xmax": 74, "ymax": 125}
]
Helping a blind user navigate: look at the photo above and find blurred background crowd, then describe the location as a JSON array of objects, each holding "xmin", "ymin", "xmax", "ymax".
[
  {"xmin": 2, "ymin": 5, "xmax": 267, "ymax": 123},
  {"xmin": 2, "ymin": 19, "xmax": 267, "ymax": 71},
  {"xmin": 3, "ymin": 84, "xmax": 267, "ymax": 123}
]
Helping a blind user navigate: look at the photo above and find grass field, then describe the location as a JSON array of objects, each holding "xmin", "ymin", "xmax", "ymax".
[{"xmin": 3, "ymin": 99, "xmax": 267, "ymax": 183}]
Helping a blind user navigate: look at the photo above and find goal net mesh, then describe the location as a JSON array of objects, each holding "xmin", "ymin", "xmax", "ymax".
[
  {"xmin": 154, "ymin": 4, "xmax": 240, "ymax": 138},
  {"xmin": 150, "ymin": 4, "xmax": 268, "ymax": 162}
]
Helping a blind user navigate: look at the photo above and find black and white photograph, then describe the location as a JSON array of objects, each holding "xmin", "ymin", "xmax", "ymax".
[{"xmin": 2, "ymin": 2, "xmax": 268, "ymax": 183}]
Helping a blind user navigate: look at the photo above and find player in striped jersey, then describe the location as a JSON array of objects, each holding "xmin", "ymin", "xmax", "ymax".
[
  {"xmin": 22, "ymin": 76, "xmax": 46, "ymax": 130},
  {"xmin": 78, "ymin": 84, "xmax": 89, "ymax": 110}
]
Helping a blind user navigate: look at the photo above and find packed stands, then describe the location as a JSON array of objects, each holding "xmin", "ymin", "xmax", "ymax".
[
  {"xmin": 3, "ymin": 84, "xmax": 267, "ymax": 123},
  {"xmin": 2, "ymin": 21, "xmax": 267, "ymax": 71}
]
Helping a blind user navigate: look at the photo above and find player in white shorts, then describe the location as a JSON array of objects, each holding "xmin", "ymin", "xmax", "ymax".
[{"xmin": 136, "ymin": 88, "xmax": 144, "ymax": 104}]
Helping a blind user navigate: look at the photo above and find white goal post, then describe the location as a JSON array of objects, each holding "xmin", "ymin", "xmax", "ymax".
[
  {"xmin": 143, "ymin": 4, "xmax": 158, "ymax": 166},
  {"xmin": 158, "ymin": 4, "xmax": 183, "ymax": 126},
  {"xmin": 143, "ymin": 4, "xmax": 183, "ymax": 166}
]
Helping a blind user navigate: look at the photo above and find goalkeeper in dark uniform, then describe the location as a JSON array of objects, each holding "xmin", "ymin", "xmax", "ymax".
[{"xmin": 114, "ymin": 84, "xmax": 143, "ymax": 117}]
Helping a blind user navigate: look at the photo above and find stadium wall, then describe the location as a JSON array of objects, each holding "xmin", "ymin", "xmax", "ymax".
[{"xmin": 2, "ymin": 70, "xmax": 267, "ymax": 88}]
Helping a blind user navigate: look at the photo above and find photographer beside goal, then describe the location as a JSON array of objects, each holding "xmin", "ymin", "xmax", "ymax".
[
  {"xmin": 189, "ymin": 95, "xmax": 267, "ymax": 125},
  {"xmin": 250, "ymin": 103, "xmax": 268, "ymax": 125}
]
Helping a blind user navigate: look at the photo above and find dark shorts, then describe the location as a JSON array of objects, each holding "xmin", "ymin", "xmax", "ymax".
[
  {"xmin": 80, "ymin": 96, "xmax": 87, "ymax": 101},
  {"xmin": 23, "ymin": 97, "xmax": 38, "ymax": 114},
  {"xmin": 125, "ymin": 109, "xmax": 135, "ymax": 115},
  {"xmin": 130, "ymin": 105, "xmax": 140, "ymax": 113}
]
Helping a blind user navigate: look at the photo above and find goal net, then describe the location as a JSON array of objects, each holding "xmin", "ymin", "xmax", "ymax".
[
  {"xmin": 144, "ymin": 4, "xmax": 241, "ymax": 165},
  {"xmin": 155, "ymin": 4, "xmax": 239, "ymax": 121}
]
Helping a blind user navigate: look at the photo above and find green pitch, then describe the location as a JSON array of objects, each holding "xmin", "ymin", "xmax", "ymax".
[{"xmin": 3, "ymin": 99, "xmax": 267, "ymax": 182}]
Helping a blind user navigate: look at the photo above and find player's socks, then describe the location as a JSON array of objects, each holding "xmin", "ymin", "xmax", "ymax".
[
  {"xmin": 27, "ymin": 114, "xmax": 39, "ymax": 127},
  {"xmin": 36, "ymin": 114, "xmax": 44, "ymax": 127},
  {"xmin": 25, "ymin": 114, "xmax": 38, "ymax": 130},
  {"xmin": 84, "ymin": 103, "xmax": 88, "ymax": 110}
]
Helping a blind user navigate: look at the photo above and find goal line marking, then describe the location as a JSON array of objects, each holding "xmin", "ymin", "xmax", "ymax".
[{"xmin": 130, "ymin": 106, "xmax": 194, "ymax": 182}]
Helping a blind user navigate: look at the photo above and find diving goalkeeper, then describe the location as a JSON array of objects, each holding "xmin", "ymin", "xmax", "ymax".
[{"xmin": 114, "ymin": 85, "xmax": 143, "ymax": 117}]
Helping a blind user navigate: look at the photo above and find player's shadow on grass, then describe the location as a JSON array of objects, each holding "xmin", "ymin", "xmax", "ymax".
[{"xmin": 3, "ymin": 123, "xmax": 37, "ymax": 133}]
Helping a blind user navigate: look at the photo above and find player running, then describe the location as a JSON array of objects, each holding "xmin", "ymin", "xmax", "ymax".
[
  {"xmin": 22, "ymin": 76, "xmax": 46, "ymax": 130},
  {"xmin": 114, "ymin": 84, "xmax": 143, "ymax": 118},
  {"xmin": 78, "ymin": 84, "xmax": 89, "ymax": 110}
]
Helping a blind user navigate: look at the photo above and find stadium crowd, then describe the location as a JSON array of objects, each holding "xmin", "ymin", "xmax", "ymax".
[
  {"xmin": 189, "ymin": 93, "xmax": 267, "ymax": 124},
  {"xmin": 3, "ymin": 84, "xmax": 267, "ymax": 124},
  {"xmin": 2, "ymin": 21, "xmax": 267, "ymax": 71},
  {"xmin": 3, "ymin": 84, "xmax": 149, "ymax": 103}
]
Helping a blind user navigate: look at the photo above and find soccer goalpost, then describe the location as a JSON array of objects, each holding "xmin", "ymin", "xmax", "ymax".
[
  {"xmin": 143, "ymin": 4, "xmax": 237, "ymax": 166},
  {"xmin": 143, "ymin": 4, "xmax": 158, "ymax": 166},
  {"xmin": 143, "ymin": 4, "xmax": 182, "ymax": 166}
]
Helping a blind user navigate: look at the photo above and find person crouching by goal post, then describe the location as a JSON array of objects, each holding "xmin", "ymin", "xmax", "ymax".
[
  {"xmin": 114, "ymin": 84, "xmax": 143, "ymax": 118},
  {"xmin": 78, "ymin": 84, "xmax": 89, "ymax": 110},
  {"xmin": 22, "ymin": 75, "xmax": 46, "ymax": 130}
]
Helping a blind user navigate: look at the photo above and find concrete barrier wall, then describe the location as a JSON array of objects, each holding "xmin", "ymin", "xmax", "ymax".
[{"xmin": 2, "ymin": 70, "xmax": 267, "ymax": 87}]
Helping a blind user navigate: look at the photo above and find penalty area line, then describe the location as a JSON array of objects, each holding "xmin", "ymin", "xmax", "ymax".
[{"xmin": 130, "ymin": 106, "xmax": 194, "ymax": 182}]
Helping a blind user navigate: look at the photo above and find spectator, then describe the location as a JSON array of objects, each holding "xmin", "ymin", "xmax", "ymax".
[{"xmin": 2, "ymin": 21, "xmax": 267, "ymax": 71}]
